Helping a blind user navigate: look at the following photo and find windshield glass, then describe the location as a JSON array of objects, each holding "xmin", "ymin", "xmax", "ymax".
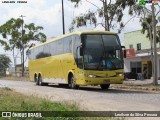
[{"xmin": 82, "ymin": 34, "xmax": 123, "ymax": 70}]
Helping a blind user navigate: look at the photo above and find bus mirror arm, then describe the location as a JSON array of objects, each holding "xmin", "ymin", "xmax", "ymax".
[
  {"xmin": 121, "ymin": 46, "xmax": 126, "ymax": 58},
  {"xmin": 76, "ymin": 45, "xmax": 83, "ymax": 56}
]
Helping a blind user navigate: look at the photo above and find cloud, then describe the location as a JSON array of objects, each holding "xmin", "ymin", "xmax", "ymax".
[{"xmin": 0, "ymin": 2, "xmax": 61, "ymax": 26}]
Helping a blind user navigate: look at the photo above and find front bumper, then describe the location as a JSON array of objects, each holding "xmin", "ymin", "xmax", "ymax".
[{"xmin": 78, "ymin": 76, "xmax": 123, "ymax": 85}]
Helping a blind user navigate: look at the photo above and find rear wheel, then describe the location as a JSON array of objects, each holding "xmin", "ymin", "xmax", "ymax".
[
  {"xmin": 100, "ymin": 84, "xmax": 110, "ymax": 90},
  {"xmin": 69, "ymin": 75, "xmax": 79, "ymax": 89},
  {"xmin": 35, "ymin": 75, "xmax": 39, "ymax": 85},
  {"xmin": 37, "ymin": 75, "xmax": 48, "ymax": 86}
]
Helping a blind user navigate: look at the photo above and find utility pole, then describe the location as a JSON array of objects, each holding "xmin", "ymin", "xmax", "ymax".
[
  {"xmin": 103, "ymin": 0, "xmax": 109, "ymax": 31},
  {"xmin": 62, "ymin": 0, "xmax": 65, "ymax": 34},
  {"xmin": 19, "ymin": 15, "xmax": 25, "ymax": 77},
  {"xmin": 151, "ymin": 4, "xmax": 158, "ymax": 85}
]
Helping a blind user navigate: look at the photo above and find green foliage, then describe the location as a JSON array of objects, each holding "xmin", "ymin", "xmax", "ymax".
[
  {"xmin": 68, "ymin": 0, "xmax": 81, "ymax": 7},
  {"xmin": 0, "ymin": 72, "xmax": 5, "ymax": 77},
  {"xmin": 68, "ymin": 0, "xmax": 136, "ymax": 32},
  {"xmin": 0, "ymin": 18, "xmax": 47, "ymax": 76},
  {"xmin": 140, "ymin": 10, "xmax": 160, "ymax": 43},
  {"xmin": 0, "ymin": 18, "xmax": 46, "ymax": 51},
  {"xmin": 0, "ymin": 88, "xmax": 81, "ymax": 120},
  {"xmin": 0, "ymin": 54, "xmax": 11, "ymax": 77},
  {"xmin": 0, "ymin": 54, "xmax": 11, "ymax": 69},
  {"xmin": 119, "ymin": 0, "xmax": 160, "ymax": 44}
]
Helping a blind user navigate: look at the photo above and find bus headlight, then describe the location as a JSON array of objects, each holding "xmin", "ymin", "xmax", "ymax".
[
  {"xmin": 116, "ymin": 72, "xmax": 123, "ymax": 77},
  {"xmin": 86, "ymin": 74, "xmax": 96, "ymax": 78}
]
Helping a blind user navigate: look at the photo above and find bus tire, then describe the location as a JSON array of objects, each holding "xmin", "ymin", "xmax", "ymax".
[
  {"xmin": 69, "ymin": 75, "xmax": 79, "ymax": 89},
  {"xmin": 35, "ymin": 74, "xmax": 39, "ymax": 85},
  {"xmin": 38, "ymin": 75, "xmax": 48, "ymax": 86},
  {"xmin": 36, "ymin": 79, "xmax": 39, "ymax": 85},
  {"xmin": 100, "ymin": 84, "xmax": 110, "ymax": 90}
]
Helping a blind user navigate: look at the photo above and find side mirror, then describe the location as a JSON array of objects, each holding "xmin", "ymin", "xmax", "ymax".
[
  {"xmin": 121, "ymin": 46, "xmax": 126, "ymax": 58},
  {"xmin": 123, "ymin": 49, "xmax": 126, "ymax": 58},
  {"xmin": 80, "ymin": 46, "xmax": 83, "ymax": 56}
]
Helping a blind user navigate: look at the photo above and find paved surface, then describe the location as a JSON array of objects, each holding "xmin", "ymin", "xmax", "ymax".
[{"xmin": 0, "ymin": 79, "xmax": 160, "ymax": 112}]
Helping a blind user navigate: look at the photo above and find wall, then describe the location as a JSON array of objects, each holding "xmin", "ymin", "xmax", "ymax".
[
  {"xmin": 124, "ymin": 30, "xmax": 151, "ymax": 50},
  {"xmin": 124, "ymin": 57, "xmax": 142, "ymax": 72}
]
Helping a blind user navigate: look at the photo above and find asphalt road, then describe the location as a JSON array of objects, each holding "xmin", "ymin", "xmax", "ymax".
[{"xmin": 0, "ymin": 79, "xmax": 160, "ymax": 111}]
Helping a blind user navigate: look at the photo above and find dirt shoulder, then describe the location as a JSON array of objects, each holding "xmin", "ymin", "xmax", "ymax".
[{"xmin": 111, "ymin": 79, "xmax": 160, "ymax": 93}]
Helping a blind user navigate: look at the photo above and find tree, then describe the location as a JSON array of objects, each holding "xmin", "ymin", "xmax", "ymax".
[
  {"xmin": 0, "ymin": 54, "xmax": 11, "ymax": 77},
  {"xmin": 128, "ymin": 2, "xmax": 160, "ymax": 85},
  {"xmin": 68, "ymin": 0, "xmax": 135, "ymax": 32},
  {"xmin": 0, "ymin": 18, "xmax": 46, "ymax": 76}
]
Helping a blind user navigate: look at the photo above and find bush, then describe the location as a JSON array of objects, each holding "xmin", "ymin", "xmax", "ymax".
[{"xmin": 0, "ymin": 72, "xmax": 5, "ymax": 77}]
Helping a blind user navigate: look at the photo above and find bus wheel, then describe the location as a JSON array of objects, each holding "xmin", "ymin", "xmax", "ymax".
[
  {"xmin": 69, "ymin": 75, "xmax": 79, "ymax": 89},
  {"xmin": 38, "ymin": 75, "xmax": 48, "ymax": 86},
  {"xmin": 100, "ymin": 84, "xmax": 110, "ymax": 90},
  {"xmin": 35, "ymin": 75, "xmax": 39, "ymax": 86},
  {"xmin": 34, "ymin": 74, "xmax": 38, "ymax": 82}
]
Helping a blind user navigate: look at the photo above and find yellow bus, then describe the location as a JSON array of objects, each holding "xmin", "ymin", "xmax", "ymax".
[{"xmin": 27, "ymin": 31, "xmax": 126, "ymax": 90}]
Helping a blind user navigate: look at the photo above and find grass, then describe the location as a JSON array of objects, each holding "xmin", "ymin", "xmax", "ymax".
[
  {"xmin": 0, "ymin": 88, "xmax": 124, "ymax": 120},
  {"xmin": 0, "ymin": 87, "xmax": 78, "ymax": 120},
  {"xmin": 0, "ymin": 88, "xmax": 78, "ymax": 111}
]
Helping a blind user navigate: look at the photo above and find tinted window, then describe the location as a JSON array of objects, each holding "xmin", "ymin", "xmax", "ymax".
[
  {"xmin": 36, "ymin": 45, "xmax": 51, "ymax": 59},
  {"xmin": 50, "ymin": 41, "xmax": 57, "ymax": 55},
  {"xmin": 82, "ymin": 34, "xmax": 123, "ymax": 70},
  {"xmin": 57, "ymin": 39, "xmax": 64, "ymax": 54},
  {"xmin": 44, "ymin": 44, "xmax": 50, "ymax": 54},
  {"xmin": 30, "ymin": 35, "xmax": 73, "ymax": 60},
  {"xmin": 137, "ymin": 43, "xmax": 141, "ymax": 50},
  {"xmin": 64, "ymin": 36, "xmax": 72, "ymax": 53}
]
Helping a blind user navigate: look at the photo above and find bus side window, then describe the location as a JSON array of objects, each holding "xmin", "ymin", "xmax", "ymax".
[
  {"xmin": 64, "ymin": 36, "xmax": 72, "ymax": 53},
  {"xmin": 50, "ymin": 41, "xmax": 57, "ymax": 55},
  {"xmin": 57, "ymin": 39, "xmax": 64, "ymax": 54},
  {"xmin": 69, "ymin": 37, "xmax": 72, "ymax": 53},
  {"xmin": 42, "ymin": 44, "xmax": 51, "ymax": 58}
]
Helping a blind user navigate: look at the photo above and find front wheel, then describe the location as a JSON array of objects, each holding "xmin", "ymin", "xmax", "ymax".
[
  {"xmin": 100, "ymin": 84, "xmax": 110, "ymax": 90},
  {"xmin": 69, "ymin": 75, "xmax": 79, "ymax": 89}
]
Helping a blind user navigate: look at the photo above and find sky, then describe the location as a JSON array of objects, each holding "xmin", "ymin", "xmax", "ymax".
[{"xmin": 0, "ymin": 0, "xmax": 142, "ymax": 66}]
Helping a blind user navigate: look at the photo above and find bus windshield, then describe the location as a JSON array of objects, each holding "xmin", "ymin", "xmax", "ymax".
[{"xmin": 82, "ymin": 34, "xmax": 123, "ymax": 70}]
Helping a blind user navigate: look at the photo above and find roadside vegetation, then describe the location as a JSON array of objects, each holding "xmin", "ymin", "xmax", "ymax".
[
  {"xmin": 0, "ymin": 87, "xmax": 78, "ymax": 111},
  {"xmin": 0, "ymin": 54, "xmax": 11, "ymax": 77},
  {"xmin": 0, "ymin": 87, "xmax": 125, "ymax": 120}
]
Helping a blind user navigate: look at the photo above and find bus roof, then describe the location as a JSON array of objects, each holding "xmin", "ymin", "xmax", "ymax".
[{"xmin": 30, "ymin": 30, "xmax": 117, "ymax": 50}]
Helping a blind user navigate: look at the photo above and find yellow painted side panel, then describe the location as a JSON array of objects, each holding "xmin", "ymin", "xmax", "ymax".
[{"xmin": 29, "ymin": 53, "xmax": 77, "ymax": 83}]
